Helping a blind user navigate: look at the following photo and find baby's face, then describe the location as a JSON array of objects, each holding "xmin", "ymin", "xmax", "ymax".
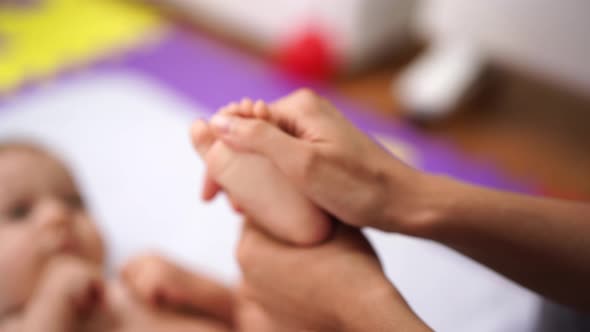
[{"xmin": 0, "ymin": 147, "xmax": 104, "ymax": 314}]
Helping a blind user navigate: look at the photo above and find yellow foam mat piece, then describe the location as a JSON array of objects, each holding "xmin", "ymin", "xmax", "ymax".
[{"xmin": 0, "ymin": 0, "xmax": 162, "ymax": 93}]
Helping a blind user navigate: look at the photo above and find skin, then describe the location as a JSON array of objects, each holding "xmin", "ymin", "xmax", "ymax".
[
  {"xmin": 191, "ymin": 107, "xmax": 333, "ymax": 246},
  {"xmin": 0, "ymin": 144, "xmax": 105, "ymax": 317},
  {"xmin": 0, "ymin": 145, "xmax": 232, "ymax": 332},
  {"xmin": 121, "ymin": 253, "xmax": 283, "ymax": 331},
  {"xmin": 121, "ymin": 253, "xmax": 235, "ymax": 324},
  {"xmin": 191, "ymin": 100, "xmax": 432, "ymax": 331},
  {"xmin": 235, "ymin": 222, "xmax": 430, "ymax": 332},
  {"xmin": 201, "ymin": 89, "xmax": 590, "ymax": 315}
]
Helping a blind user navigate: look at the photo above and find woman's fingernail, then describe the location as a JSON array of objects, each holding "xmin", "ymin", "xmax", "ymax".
[{"xmin": 210, "ymin": 115, "xmax": 231, "ymax": 134}]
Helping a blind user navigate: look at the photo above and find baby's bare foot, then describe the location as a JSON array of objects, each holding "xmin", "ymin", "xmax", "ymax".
[{"xmin": 193, "ymin": 100, "xmax": 333, "ymax": 246}]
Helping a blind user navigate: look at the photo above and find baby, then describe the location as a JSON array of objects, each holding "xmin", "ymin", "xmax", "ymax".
[
  {"xmin": 0, "ymin": 143, "xmax": 234, "ymax": 332},
  {"xmin": 0, "ymin": 98, "xmax": 332, "ymax": 331}
]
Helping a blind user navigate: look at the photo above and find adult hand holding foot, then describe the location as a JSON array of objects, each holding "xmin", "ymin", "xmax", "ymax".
[
  {"xmin": 190, "ymin": 106, "xmax": 432, "ymax": 331},
  {"xmin": 205, "ymin": 89, "xmax": 590, "ymax": 313},
  {"xmin": 208, "ymin": 89, "xmax": 427, "ymax": 234}
]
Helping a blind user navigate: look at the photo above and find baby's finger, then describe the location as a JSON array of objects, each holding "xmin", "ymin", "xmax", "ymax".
[
  {"xmin": 136, "ymin": 271, "xmax": 161, "ymax": 305},
  {"xmin": 119, "ymin": 256, "xmax": 143, "ymax": 287},
  {"xmin": 76, "ymin": 279, "xmax": 104, "ymax": 316},
  {"xmin": 60, "ymin": 264, "xmax": 104, "ymax": 318}
]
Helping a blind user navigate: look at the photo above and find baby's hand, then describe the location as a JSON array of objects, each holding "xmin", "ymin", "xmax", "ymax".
[
  {"xmin": 120, "ymin": 253, "xmax": 189, "ymax": 309},
  {"xmin": 40, "ymin": 256, "xmax": 103, "ymax": 315},
  {"xmin": 22, "ymin": 256, "xmax": 104, "ymax": 331}
]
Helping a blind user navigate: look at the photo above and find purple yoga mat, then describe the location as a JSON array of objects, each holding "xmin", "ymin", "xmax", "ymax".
[{"xmin": 0, "ymin": 27, "xmax": 533, "ymax": 193}]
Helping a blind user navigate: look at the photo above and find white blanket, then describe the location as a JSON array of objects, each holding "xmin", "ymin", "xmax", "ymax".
[{"xmin": 0, "ymin": 72, "xmax": 555, "ymax": 331}]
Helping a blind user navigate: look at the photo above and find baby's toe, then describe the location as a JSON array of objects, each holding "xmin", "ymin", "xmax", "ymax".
[
  {"xmin": 253, "ymin": 99, "xmax": 269, "ymax": 119},
  {"xmin": 240, "ymin": 97, "xmax": 254, "ymax": 112},
  {"xmin": 220, "ymin": 102, "xmax": 239, "ymax": 115},
  {"xmin": 190, "ymin": 120, "xmax": 216, "ymax": 157}
]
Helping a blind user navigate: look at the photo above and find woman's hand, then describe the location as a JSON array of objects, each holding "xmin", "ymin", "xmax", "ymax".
[
  {"xmin": 235, "ymin": 222, "xmax": 431, "ymax": 332},
  {"xmin": 206, "ymin": 89, "xmax": 437, "ymax": 234},
  {"xmin": 195, "ymin": 90, "xmax": 590, "ymax": 314}
]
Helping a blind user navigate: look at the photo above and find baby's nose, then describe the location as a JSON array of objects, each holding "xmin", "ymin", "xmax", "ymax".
[{"xmin": 36, "ymin": 198, "xmax": 74, "ymax": 229}]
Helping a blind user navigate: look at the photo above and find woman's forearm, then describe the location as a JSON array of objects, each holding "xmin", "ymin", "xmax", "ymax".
[{"xmin": 403, "ymin": 174, "xmax": 590, "ymax": 312}]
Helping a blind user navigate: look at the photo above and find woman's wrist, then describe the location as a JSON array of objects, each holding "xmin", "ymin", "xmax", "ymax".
[
  {"xmin": 381, "ymin": 167, "xmax": 466, "ymax": 239},
  {"xmin": 394, "ymin": 172, "xmax": 504, "ymax": 245}
]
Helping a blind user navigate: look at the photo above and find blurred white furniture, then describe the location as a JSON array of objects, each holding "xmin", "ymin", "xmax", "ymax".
[
  {"xmin": 159, "ymin": 0, "xmax": 415, "ymax": 72},
  {"xmin": 398, "ymin": 0, "xmax": 590, "ymax": 119}
]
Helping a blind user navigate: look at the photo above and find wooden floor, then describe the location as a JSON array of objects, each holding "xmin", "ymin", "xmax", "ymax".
[{"xmin": 335, "ymin": 61, "xmax": 590, "ymax": 199}]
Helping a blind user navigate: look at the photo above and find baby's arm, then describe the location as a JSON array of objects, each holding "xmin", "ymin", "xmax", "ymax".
[
  {"xmin": 138, "ymin": 312, "xmax": 231, "ymax": 332},
  {"xmin": 20, "ymin": 257, "xmax": 104, "ymax": 332},
  {"xmin": 121, "ymin": 254, "xmax": 292, "ymax": 332},
  {"xmin": 121, "ymin": 254, "xmax": 234, "ymax": 324},
  {"xmin": 191, "ymin": 99, "xmax": 333, "ymax": 246}
]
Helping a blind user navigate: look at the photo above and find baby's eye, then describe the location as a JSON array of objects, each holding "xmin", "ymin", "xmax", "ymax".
[{"xmin": 8, "ymin": 202, "xmax": 32, "ymax": 221}]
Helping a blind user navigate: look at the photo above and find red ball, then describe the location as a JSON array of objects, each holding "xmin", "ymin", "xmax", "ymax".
[{"xmin": 276, "ymin": 28, "xmax": 338, "ymax": 80}]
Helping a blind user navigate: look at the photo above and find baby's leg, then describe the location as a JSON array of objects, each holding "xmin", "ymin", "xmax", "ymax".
[{"xmin": 192, "ymin": 101, "xmax": 332, "ymax": 246}]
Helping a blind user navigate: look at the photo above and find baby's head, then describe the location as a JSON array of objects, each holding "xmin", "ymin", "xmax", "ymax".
[{"xmin": 0, "ymin": 142, "xmax": 104, "ymax": 314}]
